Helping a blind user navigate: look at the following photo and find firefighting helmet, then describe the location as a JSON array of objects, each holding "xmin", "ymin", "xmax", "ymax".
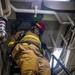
[{"xmin": 31, "ymin": 21, "xmax": 45, "ymax": 34}]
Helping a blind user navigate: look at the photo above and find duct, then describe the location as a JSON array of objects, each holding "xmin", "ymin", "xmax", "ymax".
[
  {"xmin": 11, "ymin": 4, "xmax": 71, "ymax": 25},
  {"xmin": 43, "ymin": 1, "xmax": 75, "ymax": 10}
]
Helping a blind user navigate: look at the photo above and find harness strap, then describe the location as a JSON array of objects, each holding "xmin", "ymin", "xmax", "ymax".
[
  {"xmin": 8, "ymin": 35, "xmax": 41, "ymax": 46},
  {"xmin": 8, "ymin": 34, "xmax": 41, "ymax": 52},
  {"xmin": 8, "ymin": 41, "xmax": 40, "ymax": 53}
]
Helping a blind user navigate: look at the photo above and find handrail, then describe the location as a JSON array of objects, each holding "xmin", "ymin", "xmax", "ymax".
[
  {"xmin": 51, "ymin": 54, "xmax": 72, "ymax": 75},
  {"xmin": 43, "ymin": 44, "xmax": 72, "ymax": 75}
]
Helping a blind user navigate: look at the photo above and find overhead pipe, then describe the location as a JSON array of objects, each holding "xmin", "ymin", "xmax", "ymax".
[
  {"xmin": 0, "ymin": 0, "xmax": 11, "ymax": 17},
  {"xmin": 2, "ymin": 0, "xmax": 10, "ymax": 14},
  {"xmin": 0, "ymin": 0, "xmax": 4, "ymax": 16},
  {"xmin": 3, "ymin": 0, "xmax": 11, "ymax": 17},
  {"xmin": 4, "ymin": 3, "xmax": 11, "ymax": 17},
  {"xmin": 11, "ymin": 4, "xmax": 71, "ymax": 25}
]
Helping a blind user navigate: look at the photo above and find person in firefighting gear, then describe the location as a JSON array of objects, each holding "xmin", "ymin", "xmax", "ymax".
[{"xmin": 8, "ymin": 21, "xmax": 51, "ymax": 75}]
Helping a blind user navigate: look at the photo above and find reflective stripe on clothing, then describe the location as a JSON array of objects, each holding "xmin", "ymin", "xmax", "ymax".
[
  {"xmin": 24, "ymin": 35, "xmax": 41, "ymax": 45},
  {"xmin": 8, "ymin": 35, "xmax": 41, "ymax": 46},
  {"xmin": 22, "ymin": 43, "xmax": 34, "ymax": 46},
  {"xmin": 8, "ymin": 42, "xmax": 39, "ymax": 48},
  {"xmin": 8, "ymin": 42, "xmax": 15, "ymax": 46},
  {"xmin": 8, "ymin": 42, "xmax": 32, "ymax": 46}
]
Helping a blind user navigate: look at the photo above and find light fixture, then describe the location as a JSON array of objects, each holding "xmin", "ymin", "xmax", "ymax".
[{"xmin": 48, "ymin": 0, "xmax": 70, "ymax": 1}]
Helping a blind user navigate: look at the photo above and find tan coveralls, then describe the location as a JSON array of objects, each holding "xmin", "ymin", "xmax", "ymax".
[{"xmin": 8, "ymin": 31, "xmax": 51, "ymax": 75}]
